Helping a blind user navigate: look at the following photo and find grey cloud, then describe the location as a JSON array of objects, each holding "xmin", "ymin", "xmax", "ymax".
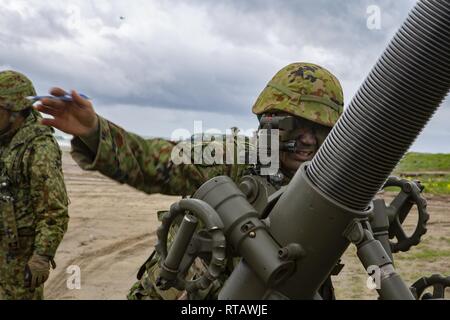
[
  {"xmin": 1, "ymin": 0, "xmax": 449, "ymax": 152},
  {"xmin": 0, "ymin": 4, "xmax": 75, "ymax": 42},
  {"xmin": 188, "ymin": 0, "xmax": 415, "ymax": 50},
  {"xmin": 96, "ymin": 0, "xmax": 417, "ymax": 113},
  {"xmin": 1, "ymin": 0, "xmax": 418, "ymax": 115},
  {"xmin": 195, "ymin": 0, "xmax": 416, "ymax": 92}
]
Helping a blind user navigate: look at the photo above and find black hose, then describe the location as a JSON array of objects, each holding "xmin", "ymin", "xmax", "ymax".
[{"xmin": 307, "ymin": 0, "xmax": 450, "ymax": 211}]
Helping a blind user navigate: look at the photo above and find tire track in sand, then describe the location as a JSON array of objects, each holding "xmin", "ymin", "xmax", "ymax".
[{"xmin": 46, "ymin": 231, "xmax": 156, "ymax": 299}]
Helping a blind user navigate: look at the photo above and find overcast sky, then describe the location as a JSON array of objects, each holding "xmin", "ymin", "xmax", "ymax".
[{"xmin": 1, "ymin": 0, "xmax": 448, "ymax": 152}]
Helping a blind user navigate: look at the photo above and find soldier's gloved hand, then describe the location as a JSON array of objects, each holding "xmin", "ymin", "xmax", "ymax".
[{"xmin": 25, "ymin": 254, "xmax": 52, "ymax": 289}]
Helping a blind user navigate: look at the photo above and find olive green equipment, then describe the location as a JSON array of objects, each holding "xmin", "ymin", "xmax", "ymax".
[
  {"xmin": 154, "ymin": 0, "xmax": 450, "ymax": 300},
  {"xmin": 154, "ymin": 169, "xmax": 447, "ymax": 299}
]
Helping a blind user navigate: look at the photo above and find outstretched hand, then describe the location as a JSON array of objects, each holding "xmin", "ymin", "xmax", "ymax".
[{"xmin": 35, "ymin": 88, "xmax": 98, "ymax": 137}]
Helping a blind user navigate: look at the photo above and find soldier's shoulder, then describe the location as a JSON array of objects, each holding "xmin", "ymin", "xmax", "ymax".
[
  {"xmin": 28, "ymin": 131, "xmax": 59, "ymax": 150},
  {"xmin": 25, "ymin": 132, "xmax": 62, "ymax": 165}
]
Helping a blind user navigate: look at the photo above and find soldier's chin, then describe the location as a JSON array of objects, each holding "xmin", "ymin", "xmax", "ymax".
[
  {"xmin": 283, "ymin": 158, "xmax": 304, "ymax": 173},
  {"xmin": 291, "ymin": 153, "xmax": 317, "ymax": 171}
]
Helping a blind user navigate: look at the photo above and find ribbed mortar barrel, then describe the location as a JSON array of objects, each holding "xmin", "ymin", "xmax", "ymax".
[{"xmin": 307, "ymin": 0, "xmax": 450, "ymax": 211}]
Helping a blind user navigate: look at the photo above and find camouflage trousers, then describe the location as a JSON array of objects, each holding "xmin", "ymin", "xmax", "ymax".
[
  {"xmin": 127, "ymin": 251, "xmax": 183, "ymax": 300},
  {"xmin": 127, "ymin": 250, "xmax": 223, "ymax": 300},
  {"xmin": 0, "ymin": 236, "xmax": 43, "ymax": 300}
]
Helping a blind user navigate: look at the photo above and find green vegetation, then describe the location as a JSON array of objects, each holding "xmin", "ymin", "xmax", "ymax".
[
  {"xmin": 398, "ymin": 248, "xmax": 450, "ymax": 261},
  {"xmin": 406, "ymin": 174, "xmax": 450, "ymax": 194},
  {"xmin": 392, "ymin": 152, "xmax": 450, "ymax": 194},
  {"xmin": 394, "ymin": 152, "xmax": 450, "ymax": 172}
]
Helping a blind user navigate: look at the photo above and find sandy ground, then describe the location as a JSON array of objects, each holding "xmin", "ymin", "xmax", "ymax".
[
  {"xmin": 45, "ymin": 150, "xmax": 179, "ymax": 299},
  {"xmin": 45, "ymin": 150, "xmax": 450, "ymax": 300}
]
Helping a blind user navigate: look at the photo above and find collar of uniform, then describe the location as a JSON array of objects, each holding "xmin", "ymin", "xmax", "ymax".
[
  {"xmin": 0, "ymin": 124, "xmax": 19, "ymax": 147},
  {"xmin": 1, "ymin": 110, "xmax": 53, "ymax": 150}
]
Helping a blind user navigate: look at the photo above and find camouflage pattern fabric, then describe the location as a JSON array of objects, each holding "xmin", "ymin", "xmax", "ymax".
[
  {"xmin": 70, "ymin": 62, "xmax": 343, "ymax": 300},
  {"xmin": 0, "ymin": 71, "xmax": 36, "ymax": 112},
  {"xmin": 0, "ymin": 237, "xmax": 43, "ymax": 299},
  {"xmin": 0, "ymin": 110, "xmax": 69, "ymax": 300},
  {"xmin": 252, "ymin": 62, "xmax": 344, "ymax": 127}
]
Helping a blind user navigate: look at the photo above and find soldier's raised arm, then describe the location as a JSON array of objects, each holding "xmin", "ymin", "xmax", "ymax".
[{"xmin": 37, "ymin": 89, "xmax": 244, "ymax": 196}]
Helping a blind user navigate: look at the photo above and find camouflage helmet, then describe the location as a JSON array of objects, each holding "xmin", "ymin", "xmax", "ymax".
[
  {"xmin": 0, "ymin": 70, "xmax": 36, "ymax": 112},
  {"xmin": 252, "ymin": 63, "xmax": 344, "ymax": 127}
]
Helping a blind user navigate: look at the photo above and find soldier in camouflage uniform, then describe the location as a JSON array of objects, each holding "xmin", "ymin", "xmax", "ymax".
[
  {"xmin": 37, "ymin": 62, "xmax": 344, "ymax": 300},
  {"xmin": 0, "ymin": 70, "xmax": 69, "ymax": 300}
]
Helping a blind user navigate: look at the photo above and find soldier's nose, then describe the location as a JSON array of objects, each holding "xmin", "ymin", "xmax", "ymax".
[{"xmin": 298, "ymin": 130, "xmax": 317, "ymax": 146}]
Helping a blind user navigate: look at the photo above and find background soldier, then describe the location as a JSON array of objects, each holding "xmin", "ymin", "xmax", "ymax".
[
  {"xmin": 37, "ymin": 62, "xmax": 344, "ymax": 299},
  {"xmin": 0, "ymin": 70, "xmax": 69, "ymax": 300}
]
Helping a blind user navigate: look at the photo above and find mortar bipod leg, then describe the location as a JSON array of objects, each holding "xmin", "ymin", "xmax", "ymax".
[{"xmin": 344, "ymin": 219, "xmax": 415, "ymax": 300}]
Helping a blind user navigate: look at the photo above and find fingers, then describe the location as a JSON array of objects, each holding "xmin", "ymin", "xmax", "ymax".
[
  {"xmin": 35, "ymin": 275, "xmax": 45, "ymax": 288},
  {"xmin": 24, "ymin": 266, "xmax": 32, "ymax": 288},
  {"xmin": 71, "ymin": 90, "xmax": 92, "ymax": 108},
  {"xmin": 49, "ymin": 87, "xmax": 68, "ymax": 97},
  {"xmin": 40, "ymin": 97, "xmax": 67, "ymax": 110},
  {"xmin": 36, "ymin": 103, "xmax": 65, "ymax": 131},
  {"xmin": 34, "ymin": 104, "xmax": 63, "ymax": 117},
  {"xmin": 40, "ymin": 118, "xmax": 59, "ymax": 128},
  {"xmin": 31, "ymin": 275, "xmax": 38, "ymax": 290},
  {"xmin": 45, "ymin": 88, "xmax": 92, "ymax": 110},
  {"xmin": 32, "ymin": 274, "xmax": 46, "ymax": 289}
]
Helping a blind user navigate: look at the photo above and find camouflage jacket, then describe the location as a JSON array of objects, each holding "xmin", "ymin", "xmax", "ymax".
[
  {"xmin": 71, "ymin": 116, "xmax": 258, "ymax": 196},
  {"xmin": 70, "ymin": 116, "xmax": 290, "ymax": 300},
  {"xmin": 0, "ymin": 110, "xmax": 69, "ymax": 258}
]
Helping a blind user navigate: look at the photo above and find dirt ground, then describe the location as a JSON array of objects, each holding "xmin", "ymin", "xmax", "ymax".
[
  {"xmin": 333, "ymin": 192, "xmax": 450, "ymax": 299},
  {"xmin": 45, "ymin": 151, "xmax": 450, "ymax": 300}
]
